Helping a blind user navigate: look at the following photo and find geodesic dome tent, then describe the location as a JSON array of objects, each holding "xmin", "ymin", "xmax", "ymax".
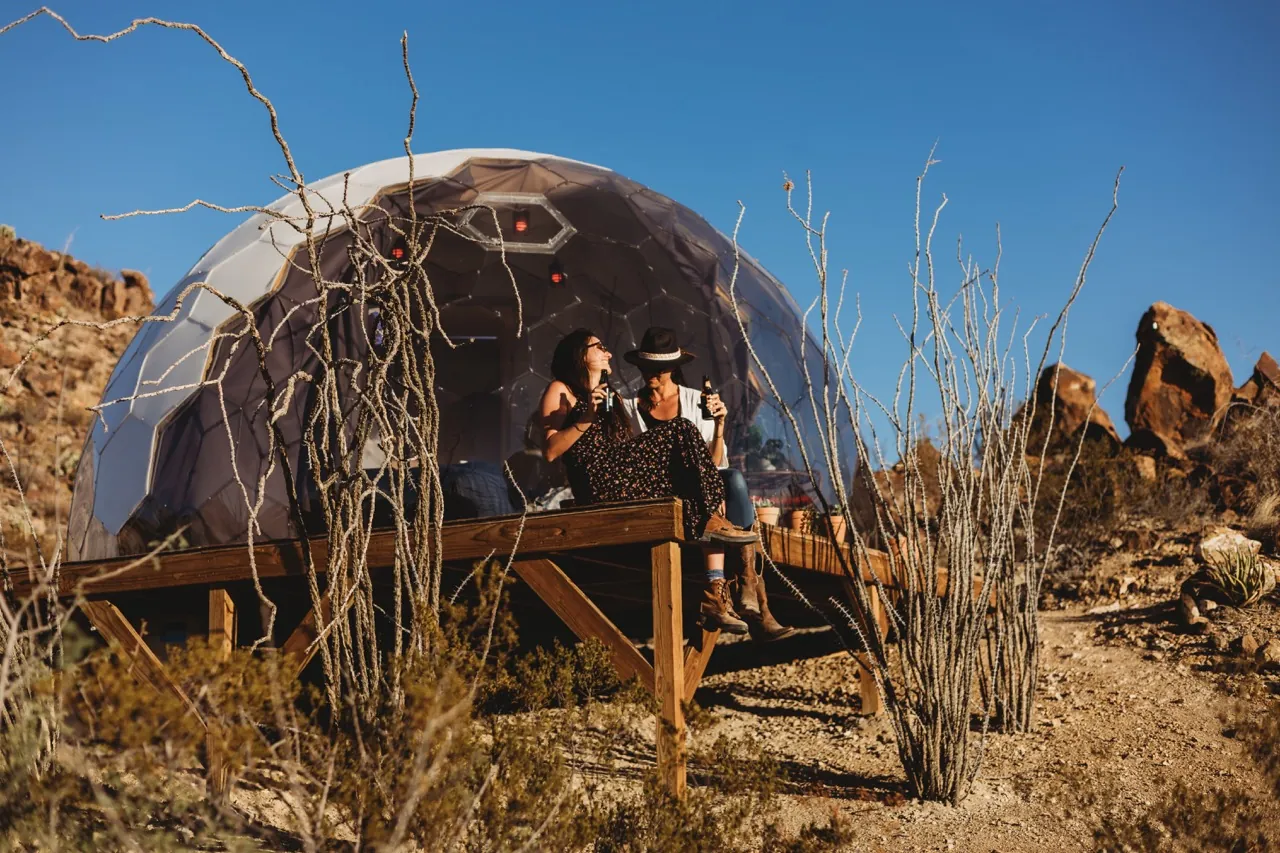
[{"xmin": 67, "ymin": 149, "xmax": 854, "ymax": 561}]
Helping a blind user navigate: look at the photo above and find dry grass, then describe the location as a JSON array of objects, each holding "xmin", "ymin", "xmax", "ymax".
[{"xmin": 1246, "ymin": 491, "xmax": 1279, "ymax": 553}]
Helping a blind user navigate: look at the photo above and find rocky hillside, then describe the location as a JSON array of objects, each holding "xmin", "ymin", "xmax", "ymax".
[{"xmin": 0, "ymin": 229, "xmax": 153, "ymax": 562}]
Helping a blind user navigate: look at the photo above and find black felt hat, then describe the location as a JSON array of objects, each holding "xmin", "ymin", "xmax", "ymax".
[{"xmin": 623, "ymin": 327, "xmax": 696, "ymax": 369}]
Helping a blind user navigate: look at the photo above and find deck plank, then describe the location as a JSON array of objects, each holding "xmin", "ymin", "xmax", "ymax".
[
  {"xmin": 7, "ymin": 499, "xmax": 685, "ymax": 598},
  {"xmin": 759, "ymin": 524, "xmax": 892, "ymax": 583}
]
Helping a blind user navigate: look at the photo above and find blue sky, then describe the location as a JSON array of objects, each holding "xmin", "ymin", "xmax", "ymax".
[{"xmin": 2, "ymin": 1, "xmax": 1276, "ymax": 436}]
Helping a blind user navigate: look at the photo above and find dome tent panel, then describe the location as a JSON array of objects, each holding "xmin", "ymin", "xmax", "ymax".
[{"xmin": 69, "ymin": 149, "xmax": 853, "ymax": 559}]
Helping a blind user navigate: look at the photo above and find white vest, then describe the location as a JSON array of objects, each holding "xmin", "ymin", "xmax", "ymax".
[{"xmin": 618, "ymin": 385, "xmax": 728, "ymax": 469}]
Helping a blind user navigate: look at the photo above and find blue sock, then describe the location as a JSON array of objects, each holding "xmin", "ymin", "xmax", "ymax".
[{"xmin": 706, "ymin": 567, "xmax": 725, "ymax": 582}]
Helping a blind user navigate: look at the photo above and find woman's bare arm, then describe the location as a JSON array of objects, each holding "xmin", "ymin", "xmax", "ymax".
[{"xmin": 540, "ymin": 380, "xmax": 595, "ymax": 462}]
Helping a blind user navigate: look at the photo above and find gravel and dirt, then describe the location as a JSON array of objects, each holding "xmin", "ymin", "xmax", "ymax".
[
  {"xmin": 692, "ymin": 604, "xmax": 1274, "ymax": 851},
  {"xmin": 572, "ymin": 523, "xmax": 1280, "ymax": 851}
]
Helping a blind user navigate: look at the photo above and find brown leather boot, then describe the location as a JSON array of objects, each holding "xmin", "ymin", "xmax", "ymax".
[
  {"xmin": 700, "ymin": 578, "xmax": 749, "ymax": 634},
  {"xmin": 699, "ymin": 514, "xmax": 759, "ymax": 546},
  {"xmin": 745, "ymin": 562, "xmax": 797, "ymax": 642},
  {"xmin": 735, "ymin": 543, "xmax": 762, "ymax": 616}
]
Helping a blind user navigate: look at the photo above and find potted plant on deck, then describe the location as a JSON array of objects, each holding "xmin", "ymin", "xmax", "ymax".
[
  {"xmin": 825, "ymin": 504, "xmax": 847, "ymax": 544},
  {"xmin": 782, "ymin": 485, "xmax": 813, "ymax": 533},
  {"xmin": 785, "ymin": 505, "xmax": 847, "ymax": 543},
  {"xmin": 753, "ymin": 497, "xmax": 781, "ymax": 526}
]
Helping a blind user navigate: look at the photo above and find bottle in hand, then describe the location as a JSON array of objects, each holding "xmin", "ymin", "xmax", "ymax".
[
  {"xmin": 600, "ymin": 370, "xmax": 613, "ymax": 414},
  {"xmin": 700, "ymin": 375, "xmax": 715, "ymax": 420}
]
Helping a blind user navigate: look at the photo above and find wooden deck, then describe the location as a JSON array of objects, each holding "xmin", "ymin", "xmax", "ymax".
[{"xmin": 6, "ymin": 498, "xmax": 894, "ymax": 800}]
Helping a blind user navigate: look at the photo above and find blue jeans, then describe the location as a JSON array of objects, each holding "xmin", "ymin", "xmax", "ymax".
[{"xmin": 719, "ymin": 468, "xmax": 754, "ymax": 529}]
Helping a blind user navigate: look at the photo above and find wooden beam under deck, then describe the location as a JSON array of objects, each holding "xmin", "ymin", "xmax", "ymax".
[
  {"xmin": 650, "ymin": 541, "xmax": 687, "ymax": 799},
  {"xmin": 206, "ymin": 589, "xmax": 235, "ymax": 799}
]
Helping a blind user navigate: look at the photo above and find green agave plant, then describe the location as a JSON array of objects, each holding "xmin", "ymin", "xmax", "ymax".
[{"xmin": 1204, "ymin": 548, "xmax": 1276, "ymax": 607}]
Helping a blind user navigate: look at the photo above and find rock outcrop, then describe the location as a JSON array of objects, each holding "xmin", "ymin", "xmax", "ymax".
[
  {"xmin": 0, "ymin": 233, "xmax": 151, "ymax": 320},
  {"xmin": 1019, "ymin": 363, "xmax": 1120, "ymax": 451},
  {"xmin": 1124, "ymin": 302, "xmax": 1234, "ymax": 458},
  {"xmin": 1232, "ymin": 352, "xmax": 1280, "ymax": 411},
  {"xmin": 0, "ymin": 230, "xmax": 153, "ymax": 557}
]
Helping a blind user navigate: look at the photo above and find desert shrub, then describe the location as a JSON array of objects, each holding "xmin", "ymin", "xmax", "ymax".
[
  {"xmin": 1036, "ymin": 443, "xmax": 1210, "ymax": 560},
  {"xmin": 1246, "ymin": 491, "xmax": 1280, "ymax": 554},
  {"xmin": 0, "ymin": 624, "xmax": 226, "ymax": 851},
  {"xmin": 1209, "ymin": 404, "xmax": 1280, "ymax": 508},
  {"xmin": 501, "ymin": 636, "xmax": 625, "ymax": 711},
  {"xmin": 0, "ymin": 574, "xmax": 843, "ymax": 851},
  {"xmin": 587, "ymin": 734, "xmax": 859, "ymax": 853}
]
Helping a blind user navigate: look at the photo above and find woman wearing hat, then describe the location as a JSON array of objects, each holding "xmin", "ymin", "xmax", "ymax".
[
  {"xmin": 620, "ymin": 327, "xmax": 794, "ymax": 642},
  {"xmin": 537, "ymin": 328, "xmax": 757, "ymax": 633}
]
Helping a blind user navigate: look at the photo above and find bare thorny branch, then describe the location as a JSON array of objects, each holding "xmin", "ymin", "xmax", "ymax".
[
  {"xmin": 0, "ymin": 6, "xmax": 538, "ymax": 825},
  {"xmin": 725, "ymin": 156, "xmax": 1122, "ymax": 802}
]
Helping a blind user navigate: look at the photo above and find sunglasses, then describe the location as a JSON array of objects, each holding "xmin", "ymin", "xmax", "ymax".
[{"xmin": 586, "ymin": 341, "xmax": 610, "ymax": 352}]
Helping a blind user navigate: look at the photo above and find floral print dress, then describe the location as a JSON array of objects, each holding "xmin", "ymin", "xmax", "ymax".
[{"xmin": 561, "ymin": 397, "xmax": 724, "ymax": 540}]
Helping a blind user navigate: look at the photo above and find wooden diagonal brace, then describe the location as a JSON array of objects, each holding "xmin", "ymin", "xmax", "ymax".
[
  {"xmin": 82, "ymin": 599, "xmax": 206, "ymax": 729},
  {"xmin": 281, "ymin": 595, "xmax": 334, "ymax": 682},
  {"xmin": 682, "ymin": 627, "xmax": 720, "ymax": 700},
  {"xmin": 511, "ymin": 558, "xmax": 655, "ymax": 695}
]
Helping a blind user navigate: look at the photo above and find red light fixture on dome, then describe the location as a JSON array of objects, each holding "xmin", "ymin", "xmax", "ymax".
[
  {"xmin": 387, "ymin": 239, "xmax": 410, "ymax": 267},
  {"xmin": 513, "ymin": 209, "xmax": 530, "ymax": 234},
  {"xmin": 549, "ymin": 259, "xmax": 567, "ymax": 286}
]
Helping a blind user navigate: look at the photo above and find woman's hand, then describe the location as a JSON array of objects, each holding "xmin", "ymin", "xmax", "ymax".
[
  {"xmin": 705, "ymin": 392, "xmax": 727, "ymax": 465},
  {"xmin": 705, "ymin": 392, "xmax": 727, "ymax": 423},
  {"xmin": 589, "ymin": 381, "xmax": 611, "ymax": 412}
]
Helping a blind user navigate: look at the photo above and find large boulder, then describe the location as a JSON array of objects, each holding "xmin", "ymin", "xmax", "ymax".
[
  {"xmin": 1019, "ymin": 363, "xmax": 1120, "ymax": 451},
  {"xmin": 1197, "ymin": 526, "xmax": 1263, "ymax": 564},
  {"xmin": 1124, "ymin": 302, "xmax": 1234, "ymax": 458}
]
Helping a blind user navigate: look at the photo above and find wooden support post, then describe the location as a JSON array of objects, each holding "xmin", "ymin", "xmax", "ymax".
[
  {"xmin": 858, "ymin": 584, "xmax": 887, "ymax": 716},
  {"xmin": 207, "ymin": 589, "xmax": 235, "ymax": 800},
  {"xmin": 82, "ymin": 600, "xmax": 205, "ymax": 728},
  {"xmin": 512, "ymin": 559, "xmax": 656, "ymax": 693},
  {"xmin": 682, "ymin": 627, "xmax": 720, "ymax": 701},
  {"xmin": 208, "ymin": 588, "xmax": 235, "ymax": 656},
  {"xmin": 651, "ymin": 541, "xmax": 686, "ymax": 800}
]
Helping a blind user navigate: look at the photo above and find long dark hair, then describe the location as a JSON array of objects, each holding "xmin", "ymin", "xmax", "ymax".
[
  {"xmin": 550, "ymin": 328, "xmax": 595, "ymax": 397},
  {"xmin": 550, "ymin": 328, "xmax": 631, "ymax": 435}
]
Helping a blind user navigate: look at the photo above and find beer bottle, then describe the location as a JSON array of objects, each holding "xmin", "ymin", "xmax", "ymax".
[
  {"xmin": 700, "ymin": 375, "xmax": 715, "ymax": 420},
  {"xmin": 600, "ymin": 369, "xmax": 613, "ymax": 414}
]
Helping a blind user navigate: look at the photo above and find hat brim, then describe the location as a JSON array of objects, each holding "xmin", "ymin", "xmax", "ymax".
[{"xmin": 623, "ymin": 350, "xmax": 696, "ymax": 369}]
